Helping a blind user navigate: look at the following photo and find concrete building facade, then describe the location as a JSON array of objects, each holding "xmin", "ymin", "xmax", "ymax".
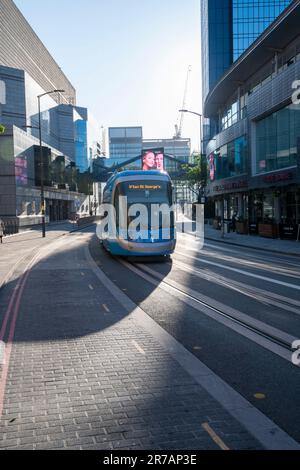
[
  {"xmin": 0, "ymin": 0, "xmax": 76, "ymax": 105},
  {"xmin": 0, "ymin": 1, "xmax": 101, "ymax": 228}
]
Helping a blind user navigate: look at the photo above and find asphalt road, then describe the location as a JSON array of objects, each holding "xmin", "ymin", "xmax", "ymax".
[{"xmin": 90, "ymin": 232, "xmax": 300, "ymax": 443}]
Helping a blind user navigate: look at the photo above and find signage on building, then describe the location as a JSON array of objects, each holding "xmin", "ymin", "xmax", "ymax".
[
  {"xmin": 209, "ymin": 153, "xmax": 215, "ymax": 181},
  {"xmin": 263, "ymin": 172, "xmax": 293, "ymax": 184},
  {"xmin": 212, "ymin": 179, "xmax": 248, "ymax": 194}
]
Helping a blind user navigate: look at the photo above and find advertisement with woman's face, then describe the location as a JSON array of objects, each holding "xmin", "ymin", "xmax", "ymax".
[
  {"xmin": 142, "ymin": 148, "xmax": 165, "ymax": 172},
  {"xmin": 142, "ymin": 151, "xmax": 156, "ymax": 171}
]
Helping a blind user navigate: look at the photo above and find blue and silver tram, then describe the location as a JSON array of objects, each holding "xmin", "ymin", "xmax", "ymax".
[{"xmin": 102, "ymin": 170, "xmax": 176, "ymax": 257}]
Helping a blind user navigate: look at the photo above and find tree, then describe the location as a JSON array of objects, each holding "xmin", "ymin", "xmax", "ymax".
[
  {"xmin": 0, "ymin": 124, "xmax": 5, "ymax": 134},
  {"xmin": 182, "ymin": 155, "xmax": 207, "ymax": 203}
]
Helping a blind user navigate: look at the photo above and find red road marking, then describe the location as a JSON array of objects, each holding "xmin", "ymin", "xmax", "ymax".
[
  {"xmin": 0, "ymin": 279, "xmax": 23, "ymax": 342},
  {"xmin": 0, "ymin": 255, "xmax": 38, "ymax": 419}
]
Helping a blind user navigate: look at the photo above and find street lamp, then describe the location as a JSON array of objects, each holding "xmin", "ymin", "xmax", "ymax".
[
  {"xmin": 179, "ymin": 108, "xmax": 204, "ymax": 193},
  {"xmin": 38, "ymin": 89, "xmax": 65, "ymax": 237},
  {"xmin": 179, "ymin": 109, "xmax": 203, "ymax": 154}
]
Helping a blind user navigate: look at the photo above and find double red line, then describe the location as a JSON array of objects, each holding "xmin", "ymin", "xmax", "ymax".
[{"xmin": 0, "ymin": 254, "xmax": 39, "ymax": 419}]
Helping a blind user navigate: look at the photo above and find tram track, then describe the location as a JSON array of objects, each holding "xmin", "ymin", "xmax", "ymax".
[
  {"xmin": 171, "ymin": 257, "xmax": 300, "ymax": 316},
  {"xmin": 118, "ymin": 257, "xmax": 299, "ymax": 365}
]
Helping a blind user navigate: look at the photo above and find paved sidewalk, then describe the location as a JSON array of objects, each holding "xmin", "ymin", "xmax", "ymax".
[
  {"xmin": 0, "ymin": 231, "xmax": 264, "ymax": 450},
  {"xmin": 205, "ymin": 225, "xmax": 300, "ymax": 256},
  {"xmin": 0, "ymin": 222, "xmax": 77, "ymax": 291}
]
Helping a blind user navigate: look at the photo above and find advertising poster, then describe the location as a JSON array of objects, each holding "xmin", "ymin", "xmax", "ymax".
[{"xmin": 142, "ymin": 148, "xmax": 165, "ymax": 172}]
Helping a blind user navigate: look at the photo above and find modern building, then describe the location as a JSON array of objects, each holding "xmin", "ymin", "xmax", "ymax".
[
  {"xmin": 143, "ymin": 138, "xmax": 191, "ymax": 161},
  {"xmin": 56, "ymin": 105, "xmax": 101, "ymax": 173},
  {"xmin": 0, "ymin": 125, "xmax": 82, "ymax": 226},
  {"xmin": 0, "ymin": 1, "xmax": 101, "ymax": 228},
  {"xmin": 204, "ymin": 0, "xmax": 300, "ymax": 239},
  {"xmin": 201, "ymin": 0, "xmax": 292, "ymax": 144},
  {"xmin": 108, "ymin": 127, "xmax": 143, "ymax": 169},
  {"xmin": 0, "ymin": 0, "xmax": 76, "ymax": 105}
]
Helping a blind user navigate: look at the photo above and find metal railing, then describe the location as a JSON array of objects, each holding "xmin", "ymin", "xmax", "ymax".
[{"xmin": 1, "ymin": 220, "xmax": 19, "ymax": 236}]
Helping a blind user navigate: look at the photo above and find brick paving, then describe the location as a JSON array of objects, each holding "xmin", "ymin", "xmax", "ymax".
[{"xmin": 0, "ymin": 231, "xmax": 262, "ymax": 450}]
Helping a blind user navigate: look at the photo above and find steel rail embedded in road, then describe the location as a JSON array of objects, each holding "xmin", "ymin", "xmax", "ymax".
[
  {"xmin": 172, "ymin": 257, "xmax": 300, "ymax": 317},
  {"xmin": 118, "ymin": 258, "xmax": 298, "ymax": 364}
]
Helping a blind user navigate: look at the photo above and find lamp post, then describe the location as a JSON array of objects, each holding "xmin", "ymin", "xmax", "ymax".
[
  {"xmin": 179, "ymin": 109, "xmax": 205, "ymax": 201},
  {"xmin": 179, "ymin": 109, "xmax": 203, "ymax": 156},
  {"xmin": 37, "ymin": 89, "xmax": 65, "ymax": 237}
]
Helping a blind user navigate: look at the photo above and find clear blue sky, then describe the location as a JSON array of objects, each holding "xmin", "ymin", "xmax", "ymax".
[{"xmin": 15, "ymin": 0, "xmax": 202, "ymax": 152}]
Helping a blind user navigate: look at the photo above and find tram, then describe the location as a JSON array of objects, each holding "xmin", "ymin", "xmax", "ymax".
[{"xmin": 101, "ymin": 170, "xmax": 176, "ymax": 257}]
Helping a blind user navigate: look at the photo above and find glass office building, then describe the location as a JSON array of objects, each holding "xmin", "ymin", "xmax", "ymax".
[
  {"xmin": 201, "ymin": 0, "xmax": 292, "ymax": 147},
  {"xmin": 232, "ymin": 0, "xmax": 291, "ymax": 61},
  {"xmin": 108, "ymin": 127, "xmax": 143, "ymax": 169},
  {"xmin": 201, "ymin": 0, "xmax": 233, "ymax": 102},
  {"xmin": 204, "ymin": 0, "xmax": 300, "ymax": 237},
  {"xmin": 201, "ymin": 0, "xmax": 291, "ymax": 101}
]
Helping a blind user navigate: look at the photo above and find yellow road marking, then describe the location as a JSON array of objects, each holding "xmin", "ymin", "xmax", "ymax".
[
  {"xmin": 202, "ymin": 423, "xmax": 230, "ymax": 451},
  {"xmin": 132, "ymin": 340, "xmax": 145, "ymax": 355}
]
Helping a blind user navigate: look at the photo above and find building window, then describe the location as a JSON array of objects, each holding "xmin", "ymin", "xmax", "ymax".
[
  {"xmin": 232, "ymin": 0, "xmax": 291, "ymax": 61},
  {"xmin": 256, "ymin": 103, "xmax": 299, "ymax": 174},
  {"xmin": 210, "ymin": 135, "xmax": 248, "ymax": 180}
]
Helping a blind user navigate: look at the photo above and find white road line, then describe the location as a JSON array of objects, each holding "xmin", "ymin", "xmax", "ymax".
[
  {"xmin": 176, "ymin": 250, "xmax": 300, "ymax": 291},
  {"xmin": 176, "ymin": 240, "xmax": 300, "ymax": 279},
  {"xmin": 132, "ymin": 340, "xmax": 145, "ymax": 355},
  {"xmin": 173, "ymin": 259, "xmax": 300, "ymax": 316},
  {"xmin": 125, "ymin": 261, "xmax": 295, "ymax": 363},
  {"xmin": 84, "ymin": 245, "xmax": 300, "ymax": 450},
  {"xmin": 202, "ymin": 423, "xmax": 230, "ymax": 451},
  {"xmin": 103, "ymin": 304, "xmax": 110, "ymax": 313},
  {"xmin": 89, "ymin": 285, "xmax": 94, "ymax": 291}
]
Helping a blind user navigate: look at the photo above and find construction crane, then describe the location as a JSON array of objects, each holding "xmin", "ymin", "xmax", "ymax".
[{"xmin": 174, "ymin": 65, "xmax": 192, "ymax": 139}]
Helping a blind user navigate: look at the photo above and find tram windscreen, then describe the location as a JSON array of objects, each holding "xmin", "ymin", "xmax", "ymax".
[{"xmin": 114, "ymin": 180, "xmax": 174, "ymax": 234}]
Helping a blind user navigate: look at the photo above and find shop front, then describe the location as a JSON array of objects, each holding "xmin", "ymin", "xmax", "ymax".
[
  {"xmin": 249, "ymin": 169, "xmax": 300, "ymax": 239},
  {"xmin": 207, "ymin": 177, "xmax": 249, "ymax": 232}
]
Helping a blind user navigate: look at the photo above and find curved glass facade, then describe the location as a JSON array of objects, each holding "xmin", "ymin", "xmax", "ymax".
[
  {"xmin": 232, "ymin": 0, "xmax": 291, "ymax": 61},
  {"xmin": 256, "ymin": 103, "xmax": 300, "ymax": 174}
]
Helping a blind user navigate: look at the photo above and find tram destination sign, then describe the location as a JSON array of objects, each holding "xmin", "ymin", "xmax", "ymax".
[{"xmin": 128, "ymin": 184, "xmax": 162, "ymax": 191}]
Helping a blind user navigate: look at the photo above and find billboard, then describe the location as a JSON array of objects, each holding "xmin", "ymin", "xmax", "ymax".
[
  {"xmin": 142, "ymin": 148, "xmax": 165, "ymax": 172},
  {"xmin": 208, "ymin": 153, "xmax": 215, "ymax": 181},
  {"xmin": 15, "ymin": 156, "xmax": 28, "ymax": 185}
]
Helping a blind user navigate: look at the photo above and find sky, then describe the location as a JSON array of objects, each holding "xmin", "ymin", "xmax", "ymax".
[{"xmin": 14, "ymin": 0, "xmax": 202, "ymax": 153}]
